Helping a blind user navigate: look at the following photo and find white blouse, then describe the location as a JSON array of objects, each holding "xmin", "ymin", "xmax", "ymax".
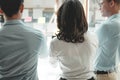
[{"xmin": 49, "ymin": 32, "xmax": 98, "ymax": 80}]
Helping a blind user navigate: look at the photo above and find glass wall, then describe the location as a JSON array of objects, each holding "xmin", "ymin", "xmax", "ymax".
[{"xmin": 88, "ymin": 0, "xmax": 106, "ymax": 30}]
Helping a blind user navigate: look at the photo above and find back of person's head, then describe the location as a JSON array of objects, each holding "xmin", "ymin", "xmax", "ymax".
[
  {"xmin": 57, "ymin": 0, "xmax": 88, "ymax": 43},
  {"xmin": 0, "ymin": 0, "xmax": 24, "ymax": 17}
]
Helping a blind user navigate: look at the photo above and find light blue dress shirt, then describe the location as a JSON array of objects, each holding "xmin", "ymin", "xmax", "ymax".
[
  {"xmin": 0, "ymin": 20, "xmax": 47, "ymax": 80},
  {"xmin": 94, "ymin": 13, "xmax": 120, "ymax": 71}
]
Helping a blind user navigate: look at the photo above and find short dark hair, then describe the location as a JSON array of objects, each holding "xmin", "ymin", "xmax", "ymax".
[
  {"xmin": 56, "ymin": 0, "xmax": 88, "ymax": 43},
  {"xmin": 97, "ymin": 0, "xmax": 120, "ymax": 4},
  {"xmin": 0, "ymin": 0, "xmax": 24, "ymax": 17},
  {"xmin": 107, "ymin": 0, "xmax": 120, "ymax": 4},
  {"xmin": 106, "ymin": 0, "xmax": 120, "ymax": 6}
]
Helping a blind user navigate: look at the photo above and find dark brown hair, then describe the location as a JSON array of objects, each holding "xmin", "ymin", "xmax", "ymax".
[
  {"xmin": 0, "ymin": 0, "xmax": 24, "ymax": 17},
  {"xmin": 56, "ymin": 0, "xmax": 88, "ymax": 43}
]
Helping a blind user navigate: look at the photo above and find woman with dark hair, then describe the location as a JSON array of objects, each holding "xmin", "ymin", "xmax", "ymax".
[{"xmin": 49, "ymin": 0, "xmax": 98, "ymax": 80}]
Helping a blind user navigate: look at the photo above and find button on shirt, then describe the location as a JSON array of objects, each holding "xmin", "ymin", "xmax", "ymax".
[
  {"xmin": 0, "ymin": 20, "xmax": 47, "ymax": 80},
  {"xmin": 94, "ymin": 14, "xmax": 120, "ymax": 71}
]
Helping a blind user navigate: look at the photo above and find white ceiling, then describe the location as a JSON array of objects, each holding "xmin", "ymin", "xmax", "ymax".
[{"xmin": 24, "ymin": 0, "xmax": 55, "ymax": 8}]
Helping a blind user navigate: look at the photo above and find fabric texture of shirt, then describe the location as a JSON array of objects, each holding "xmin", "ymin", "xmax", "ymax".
[
  {"xmin": 0, "ymin": 20, "xmax": 47, "ymax": 80},
  {"xmin": 49, "ymin": 32, "xmax": 98, "ymax": 80},
  {"xmin": 94, "ymin": 13, "xmax": 120, "ymax": 71}
]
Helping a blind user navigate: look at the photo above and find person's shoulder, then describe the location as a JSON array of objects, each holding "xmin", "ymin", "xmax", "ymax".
[
  {"xmin": 51, "ymin": 37, "xmax": 58, "ymax": 44},
  {"xmin": 23, "ymin": 24, "xmax": 44, "ymax": 36},
  {"xmin": 84, "ymin": 31, "xmax": 98, "ymax": 45},
  {"xmin": 101, "ymin": 21, "xmax": 111, "ymax": 27},
  {"xmin": 101, "ymin": 17, "xmax": 120, "ymax": 31},
  {"xmin": 19, "ymin": 21, "xmax": 43, "ymax": 36},
  {"xmin": 110, "ymin": 19, "xmax": 120, "ymax": 27},
  {"xmin": 20, "ymin": 25, "xmax": 45, "ymax": 41},
  {"xmin": 95, "ymin": 21, "xmax": 110, "ymax": 32},
  {"xmin": 50, "ymin": 37, "xmax": 64, "ymax": 46},
  {"xmin": 103, "ymin": 17, "xmax": 120, "ymax": 27}
]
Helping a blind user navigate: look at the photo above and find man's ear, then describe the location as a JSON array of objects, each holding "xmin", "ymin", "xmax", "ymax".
[
  {"xmin": 0, "ymin": 8, "xmax": 3, "ymax": 14},
  {"xmin": 109, "ymin": 0, "xmax": 115, "ymax": 7},
  {"xmin": 20, "ymin": 4, "xmax": 24, "ymax": 13}
]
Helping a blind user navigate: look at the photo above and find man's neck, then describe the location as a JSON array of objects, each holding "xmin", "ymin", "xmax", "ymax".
[
  {"xmin": 107, "ymin": 11, "xmax": 119, "ymax": 18},
  {"xmin": 6, "ymin": 13, "xmax": 21, "ymax": 20}
]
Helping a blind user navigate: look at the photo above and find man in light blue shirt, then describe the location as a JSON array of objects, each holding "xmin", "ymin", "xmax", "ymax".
[
  {"xmin": 0, "ymin": 0, "xmax": 47, "ymax": 80},
  {"xmin": 94, "ymin": 0, "xmax": 120, "ymax": 80}
]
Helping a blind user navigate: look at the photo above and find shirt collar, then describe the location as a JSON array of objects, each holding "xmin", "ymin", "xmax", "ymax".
[
  {"xmin": 4, "ymin": 19, "xmax": 23, "ymax": 26},
  {"xmin": 107, "ymin": 13, "xmax": 120, "ymax": 21}
]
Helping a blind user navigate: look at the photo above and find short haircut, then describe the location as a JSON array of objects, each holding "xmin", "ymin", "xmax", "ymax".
[
  {"xmin": 0, "ymin": 0, "xmax": 24, "ymax": 17},
  {"xmin": 56, "ymin": 0, "xmax": 88, "ymax": 43},
  {"xmin": 107, "ymin": 0, "xmax": 119, "ymax": 2},
  {"xmin": 105, "ymin": 0, "xmax": 120, "ymax": 6}
]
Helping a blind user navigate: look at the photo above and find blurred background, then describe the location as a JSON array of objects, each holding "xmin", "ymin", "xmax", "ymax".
[{"xmin": 1, "ymin": 0, "xmax": 119, "ymax": 80}]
